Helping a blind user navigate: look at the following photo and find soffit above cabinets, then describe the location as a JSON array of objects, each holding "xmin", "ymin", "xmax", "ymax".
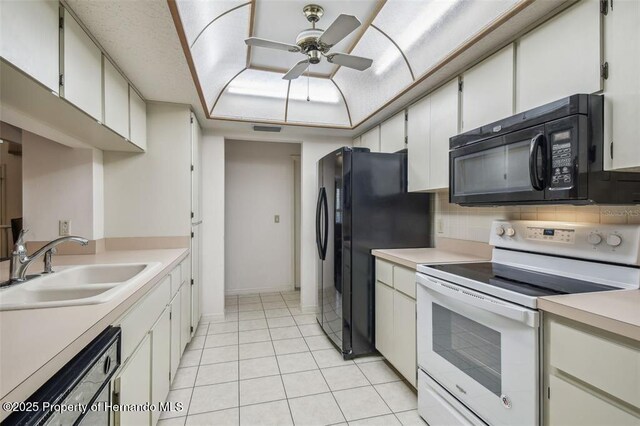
[{"xmin": 171, "ymin": 0, "xmax": 535, "ymax": 129}]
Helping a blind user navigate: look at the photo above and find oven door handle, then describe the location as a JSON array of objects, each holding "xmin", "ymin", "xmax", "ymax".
[{"xmin": 419, "ymin": 275, "xmax": 539, "ymax": 328}]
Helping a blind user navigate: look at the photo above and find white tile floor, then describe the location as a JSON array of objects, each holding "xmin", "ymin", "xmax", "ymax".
[{"xmin": 159, "ymin": 290, "xmax": 427, "ymax": 426}]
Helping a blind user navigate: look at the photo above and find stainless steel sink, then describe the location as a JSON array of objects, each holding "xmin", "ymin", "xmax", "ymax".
[{"xmin": 0, "ymin": 263, "xmax": 162, "ymax": 311}]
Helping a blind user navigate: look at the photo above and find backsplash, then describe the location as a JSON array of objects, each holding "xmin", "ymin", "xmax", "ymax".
[{"xmin": 434, "ymin": 191, "xmax": 640, "ymax": 243}]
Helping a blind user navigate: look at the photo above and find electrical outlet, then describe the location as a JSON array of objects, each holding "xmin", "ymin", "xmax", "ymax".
[
  {"xmin": 436, "ymin": 218, "xmax": 444, "ymax": 234},
  {"xmin": 59, "ymin": 219, "xmax": 70, "ymax": 236},
  {"xmin": 274, "ymin": 215, "xmax": 280, "ymax": 223}
]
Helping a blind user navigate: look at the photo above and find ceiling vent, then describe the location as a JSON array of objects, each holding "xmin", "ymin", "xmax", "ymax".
[{"xmin": 253, "ymin": 125, "xmax": 282, "ymax": 133}]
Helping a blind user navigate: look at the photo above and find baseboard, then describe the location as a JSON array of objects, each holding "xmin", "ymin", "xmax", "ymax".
[
  {"xmin": 201, "ymin": 313, "xmax": 225, "ymax": 322},
  {"xmin": 225, "ymin": 284, "xmax": 295, "ymax": 296},
  {"xmin": 300, "ymin": 304, "xmax": 317, "ymax": 314}
]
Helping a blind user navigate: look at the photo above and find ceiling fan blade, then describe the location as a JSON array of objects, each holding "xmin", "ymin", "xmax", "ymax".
[
  {"xmin": 326, "ymin": 53, "xmax": 373, "ymax": 71},
  {"xmin": 245, "ymin": 37, "xmax": 300, "ymax": 53},
  {"xmin": 318, "ymin": 14, "xmax": 361, "ymax": 47},
  {"xmin": 283, "ymin": 59, "xmax": 310, "ymax": 80}
]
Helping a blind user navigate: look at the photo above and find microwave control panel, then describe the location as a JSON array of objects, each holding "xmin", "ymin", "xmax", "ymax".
[{"xmin": 549, "ymin": 130, "xmax": 573, "ymax": 189}]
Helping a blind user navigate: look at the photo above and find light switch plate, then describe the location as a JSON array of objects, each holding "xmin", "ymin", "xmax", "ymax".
[{"xmin": 59, "ymin": 219, "xmax": 70, "ymax": 236}]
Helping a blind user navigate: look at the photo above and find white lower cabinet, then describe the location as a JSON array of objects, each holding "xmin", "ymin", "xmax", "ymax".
[
  {"xmin": 115, "ymin": 334, "xmax": 152, "ymax": 426},
  {"xmin": 170, "ymin": 290, "xmax": 181, "ymax": 379},
  {"xmin": 375, "ymin": 259, "xmax": 417, "ymax": 387},
  {"xmin": 112, "ymin": 257, "xmax": 193, "ymax": 425},
  {"xmin": 151, "ymin": 308, "xmax": 171, "ymax": 426},
  {"xmin": 544, "ymin": 315, "xmax": 640, "ymax": 425}
]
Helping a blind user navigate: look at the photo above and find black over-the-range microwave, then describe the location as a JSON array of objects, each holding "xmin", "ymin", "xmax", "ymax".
[{"xmin": 449, "ymin": 94, "xmax": 640, "ymax": 206}]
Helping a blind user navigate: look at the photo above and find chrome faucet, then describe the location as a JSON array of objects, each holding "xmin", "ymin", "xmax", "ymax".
[{"xmin": 7, "ymin": 230, "xmax": 89, "ymax": 283}]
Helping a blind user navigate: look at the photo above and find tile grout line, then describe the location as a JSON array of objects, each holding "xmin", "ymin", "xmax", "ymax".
[{"xmin": 268, "ymin": 292, "xmax": 295, "ymax": 425}]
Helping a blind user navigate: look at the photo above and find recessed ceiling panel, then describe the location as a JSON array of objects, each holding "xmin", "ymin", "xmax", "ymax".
[
  {"xmin": 287, "ymin": 77, "xmax": 350, "ymax": 126},
  {"xmin": 190, "ymin": 5, "xmax": 249, "ymax": 110},
  {"xmin": 250, "ymin": 0, "xmax": 381, "ymax": 76},
  {"xmin": 374, "ymin": 0, "xmax": 519, "ymax": 78},
  {"xmin": 333, "ymin": 27, "xmax": 413, "ymax": 125},
  {"xmin": 176, "ymin": 0, "xmax": 248, "ymax": 47},
  {"xmin": 214, "ymin": 69, "xmax": 288, "ymax": 121}
]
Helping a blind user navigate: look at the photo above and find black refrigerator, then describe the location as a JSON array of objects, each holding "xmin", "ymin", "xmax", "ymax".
[{"xmin": 315, "ymin": 147, "xmax": 432, "ymax": 359}]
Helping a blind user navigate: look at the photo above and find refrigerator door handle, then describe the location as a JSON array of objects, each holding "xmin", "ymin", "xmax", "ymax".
[
  {"xmin": 316, "ymin": 187, "xmax": 325, "ymax": 259},
  {"xmin": 321, "ymin": 187, "xmax": 328, "ymax": 260}
]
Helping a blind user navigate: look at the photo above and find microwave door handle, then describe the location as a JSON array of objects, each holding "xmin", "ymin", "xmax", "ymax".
[
  {"xmin": 420, "ymin": 276, "xmax": 539, "ymax": 328},
  {"xmin": 529, "ymin": 134, "xmax": 546, "ymax": 191}
]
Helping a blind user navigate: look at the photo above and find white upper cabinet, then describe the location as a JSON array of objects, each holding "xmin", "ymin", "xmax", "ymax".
[
  {"xmin": 103, "ymin": 57, "xmax": 129, "ymax": 138},
  {"xmin": 516, "ymin": 0, "xmax": 601, "ymax": 112},
  {"xmin": 361, "ymin": 126, "xmax": 381, "ymax": 153},
  {"xmin": 352, "ymin": 136, "xmax": 361, "ymax": 148},
  {"xmin": 429, "ymin": 79, "xmax": 460, "ymax": 190},
  {"xmin": 380, "ymin": 111, "xmax": 406, "ymax": 153},
  {"xmin": 462, "ymin": 44, "xmax": 514, "ymax": 131},
  {"xmin": 0, "ymin": 0, "xmax": 59, "ymax": 93},
  {"xmin": 129, "ymin": 86, "xmax": 147, "ymax": 150},
  {"xmin": 603, "ymin": 0, "xmax": 640, "ymax": 172},
  {"xmin": 62, "ymin": 8, "xmax": 102, "ymax": 121},
  {"xmin": 407, "ymin": 96, "xmax": 431, "ymax": 192}
]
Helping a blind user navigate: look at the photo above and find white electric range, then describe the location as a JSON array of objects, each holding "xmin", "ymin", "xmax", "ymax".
[{"xmin": 416, "ymin": 220, "xmax": 640, "ymax": 426}]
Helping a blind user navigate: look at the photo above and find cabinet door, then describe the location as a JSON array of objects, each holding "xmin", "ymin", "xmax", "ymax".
[
  {"xmin": 462, "ymin": 44, "xmax": 514, "ymax": 131},
  {"xmin": 116, "ymin": 333, "xmax": 151, "ymax": 426},
  {"xmin": 191, "ymin": 231, "xmax": 202, "ymax": 332},
  {"xmin": 603, "ymin": 0, "xmax": 640, "ymax": 172},
  {"xmin": 0, "ymin": 0, "xmax": 59, "ymax": 92},
  {"xmin": 429, "ymin": 79, "xmax": 459, "ymax": 190},
  {"xmin": 375, "ymin": 281, "xmax": 394, "ymax": 362},
  {"xmin": 151, "ymin": 308, "xmax": 171, "ymax": 426},
  {"xmin": 516, "ymin": 0, "xmax": 601, "ymax": 112},
  {"xmin": 180, "ymin": 282, "xmax": 191, "ymax": 352},
  {"xmin": 103, "ymin": 57, "xmax": 129, "ymax": 138},
  {"xmin": 407, "ymin": 96, "xmax": 431, "ymax": 192},
  {"xmin": 361, "ymin": 126, "xmax": 381, "ymax": 152},
  {"xmin": 170, "ymin": 292, "xmax": 181, "ymax": 378},
  {"xmin": 130, "ymin": 86, "xmax": 147, "ymax": 150},
  {"xmin": 393, "ymin": 291, "xmax": 417, "ymax": 387},
  {"xmin": 547, "ymin": 374, "xmax": 639, "ymax": 426},
  {"xmin": 353, "ymin": 136, "xmax": 361, "ymax": 147},
  {"xmin": 380, "ymin": 111, "xmax": 406, "ymax": 153},
  {"xmin": 62, "ymin": 8, "xmax": 102, "ymax": 120}
]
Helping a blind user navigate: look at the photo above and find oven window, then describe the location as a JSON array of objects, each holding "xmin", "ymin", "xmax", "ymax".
[
  {"xmin": 432, "ymin": 304, "xmax": 502, "ymax": 396},
  {"xmin": 454, "ymin": 140, "xmax": 532, "ymax": 196}
]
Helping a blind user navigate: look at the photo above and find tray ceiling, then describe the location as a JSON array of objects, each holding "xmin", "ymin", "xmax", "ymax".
[{"xmin": 172, "ymin": 0, "xmax": 520, "ymax": 128}]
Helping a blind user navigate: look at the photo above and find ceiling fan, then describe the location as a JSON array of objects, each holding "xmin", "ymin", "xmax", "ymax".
[{"xmin": 245, "ymin": 4, "xmax": 373, "ymax": 80}]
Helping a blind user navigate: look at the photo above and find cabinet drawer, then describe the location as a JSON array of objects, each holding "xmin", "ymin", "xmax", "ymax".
[
  {"xmin": 549, "ymin": 320, "xmax": 640, "ymax": 408},
  {"xmin": 170, "ymin": 266, "xmax": 182, "ymax": 296},
  {"xmin": 376, "ymin": 259, "xmax": 393, "ymax": 287},
  {"xmin": 393, "ymin": 266, "xmax": 416, "ymax": 299},
  {"xmin": 548, "ymin": 374, "xmax": 639, "ymax": 426},
  {"xmin": 120, "ymin": 276, "xmax": 171, "ymax": 361}
]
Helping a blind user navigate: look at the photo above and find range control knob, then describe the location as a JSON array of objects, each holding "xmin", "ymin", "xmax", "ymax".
[
  {"xmin": 587, "ymin": 232, "xmax": 602, "ymax": 245},
  {"xmin": 505, "ymin": 228, "xmax": 516, "ymax": 237},
  {"xmin": 607, "ymin": 234, "xmax": 622, "ymax": 247},
  {"xmin": 496, "ymin": 226, "xmax": 505, "ymax": 236}
]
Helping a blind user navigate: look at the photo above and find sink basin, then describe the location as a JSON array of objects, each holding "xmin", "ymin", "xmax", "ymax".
[{"xmin": 0, "ymin": 262, "xmax": 162, "ymax": 311}]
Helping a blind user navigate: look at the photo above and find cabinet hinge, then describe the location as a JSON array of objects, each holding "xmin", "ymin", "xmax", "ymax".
[
  {"xmin": 169, "ymin": 371, "xmax": 172, "ymax": 382},
  {"xmin": 404, "ymin": 111, "xmax": 408, "ymax": 122},
  {"xmin": 601, "ymin": 62, "xmax": 609, "ymax": 79},
  {"xmin": 190, "ymin": 116, "xmax": 194, "ymax": 124},
  {"xmin": 404, "ymin": 136, "xmax": 408, "ymax": 145},
  {"xmin": 610, "ymin": 141, "xmax": 614, "ymax": 159},
  {"xmin": 191, "ymin": 164, "xmax": 194, "ymax": 171},
  {"xmin": 600, "ymin": 0, "xmax": 609, "ymax": 15},
  {"xmin": 191, "ymin": 232, "xmax": 194, "ymax": 238},
  {"xmin": 59, "ymin": 74, "xmax": 64, "ymax": 87},
  {"xmin": 458, "ymin": 80, "xmax": 463, "ymax": 92},
  {"xmin": 190, "ymin": 326, "xmax": 194, "ymax": 333},
  {"xmin": 169, "ymin": 311, "xmax": 172, "ymax": 320},
  {"xmin": 191, "ymin": 278, "xmax": 194, "ymax": 286},
  {"xmin": 191, "ymin": 211, "xmax": 194, "ymax": 219},
  {"xmin": 547, "ymin": 386, "xmax": 551, "ymax": 399},
  {"xmin": 59, "ymin": 16, "xmax": 64, "ymax": 29}
]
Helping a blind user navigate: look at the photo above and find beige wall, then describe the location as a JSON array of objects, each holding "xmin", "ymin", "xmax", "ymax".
[
  {"xmin": 103, "ymin": 103, "xmax": 191, "ymax": 238},
  {"xmin": 224, "ymin": 140, "xmax": 301, "ymax": 294},
  {"xmin": 434, "ymin": 191, "xmax": 640, "ymax": 244},
  {"xmin": 22, "ymin": 131, "xmax": 102, "ymax": 241}
]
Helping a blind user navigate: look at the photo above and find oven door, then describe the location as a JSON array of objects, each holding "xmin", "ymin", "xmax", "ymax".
[
  {"xmin": 417, "ymin": 274, "xmax": 540, "ymax": 426},
  {"xmin": 450, "ymin": 125, "xmax": 547, "ymax": 205}
]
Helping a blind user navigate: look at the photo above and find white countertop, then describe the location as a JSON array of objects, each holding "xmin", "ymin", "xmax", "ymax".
[
  {"xmin": 0, "ymin": 248, "xmax": 188, "ymax": 410},
  {"xmin": 539, "ymin": 289, "xmax": 640, "ymax": 341},
  {"xmin": 371, "ymin": 248, "xmax": 490, "ymax": 270}
]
